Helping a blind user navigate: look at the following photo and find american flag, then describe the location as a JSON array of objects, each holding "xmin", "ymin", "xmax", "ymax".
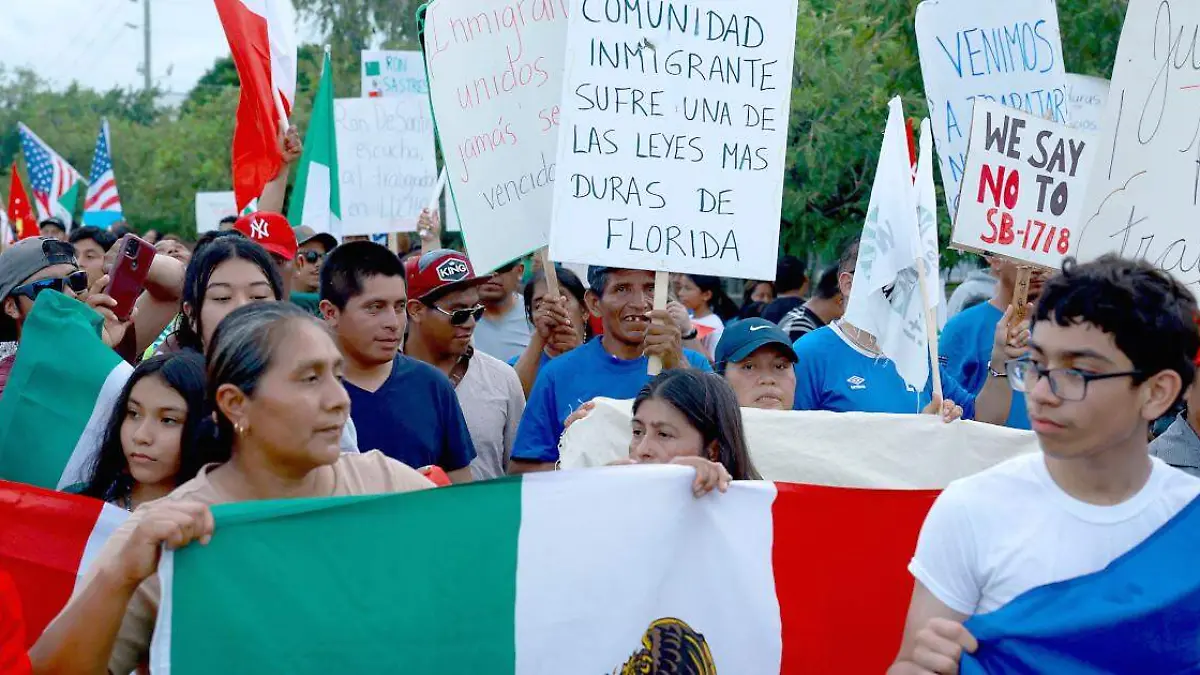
[
  {"xmin": 18, "ymin": 123, "xmax": 83, "ymax": 223},
  {"xmin": 83, "ymin": 119, "xmax": 123, "ymax": 226}
]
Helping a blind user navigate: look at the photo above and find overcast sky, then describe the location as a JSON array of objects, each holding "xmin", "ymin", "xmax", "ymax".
[{"xmin": 1, "ymin": 0, "xmax": 320, "ymax": 103}]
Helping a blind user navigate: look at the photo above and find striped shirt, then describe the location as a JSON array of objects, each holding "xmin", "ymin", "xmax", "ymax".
[{"xmin": 778, "ymin": 305, "xmax": 826, "ymax": 343}]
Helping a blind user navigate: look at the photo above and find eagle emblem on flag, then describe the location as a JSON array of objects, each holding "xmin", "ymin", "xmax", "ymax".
[{"xmin": 614, "ymin": 617, "xmax": 717, "ymax": 675}]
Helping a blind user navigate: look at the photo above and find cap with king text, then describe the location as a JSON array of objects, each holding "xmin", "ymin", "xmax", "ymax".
[{"xmin": 404, "ymin": 249, "xmax": 493, "ymax": 302}]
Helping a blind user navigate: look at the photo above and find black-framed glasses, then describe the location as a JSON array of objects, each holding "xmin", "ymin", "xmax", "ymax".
[
  {"xmin": 1006, "ymin": 358, "xmax": 1142, "ymax": 402},
  {"xmin": 298, "ymin": 250, "xmax": 325, "ymax": 264},
  {"xmin": 10, "ymin": 269, "xmax": 89, "ymax": 301},
  {"xmin": 430, "ymin": 304, "xmax": 484, "ymax": 326}
]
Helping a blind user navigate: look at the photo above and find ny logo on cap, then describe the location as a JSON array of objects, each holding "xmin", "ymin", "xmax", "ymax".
[
  {"xmin": 436, "ymin": 258, "xmax": 470, "ymax": 282},
  {"xmin": 250, "ymin": 217, "xmax": 270, "ymax": 239}
]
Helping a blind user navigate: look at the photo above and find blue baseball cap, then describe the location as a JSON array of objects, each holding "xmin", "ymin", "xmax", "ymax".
[{"xmin": 715, "ymin": 318, "xmax": 798, "ymax": 366}]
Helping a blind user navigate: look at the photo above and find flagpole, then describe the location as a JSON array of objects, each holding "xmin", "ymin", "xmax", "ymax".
[
  {"xmin": 916, "ymin": 259, "xmax": 942, "ymax": 401},
  {"xmin": 271, "ymin": 87, "xmax": 290, "ymax": 132}
]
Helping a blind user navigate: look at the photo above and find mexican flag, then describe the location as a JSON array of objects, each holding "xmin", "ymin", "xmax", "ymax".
[
  {"xmin": 150, "ymin": 468, "xmax": 937, "ymax": 674},
  {"xmin": 0, "ymin": 480, "xmax": 128, "ymax": 646},
  {"xmin": 0, "ymin": 291, "xmax": 133, "ymax": 490},
  {"xmin": 287, "ymin": 48, "xmax": 341, "ymax": 241}
]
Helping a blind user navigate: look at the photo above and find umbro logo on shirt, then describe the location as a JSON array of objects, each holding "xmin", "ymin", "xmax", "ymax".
[{"xmin": 847, "ymin": 375, "xmax": 867, "ymax": 390}]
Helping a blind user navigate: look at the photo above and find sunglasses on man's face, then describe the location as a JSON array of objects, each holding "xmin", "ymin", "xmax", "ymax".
[
  {"xmin": 10, "ymin": 269, "xmax": 89, "ymax": 302},
  {"xmin": 431, "ymin": 303, "xmax": 485, "ymax": 326},
  {"xmin": 298, "ymin": 250, "xmax": 325, "ymax": 265}
]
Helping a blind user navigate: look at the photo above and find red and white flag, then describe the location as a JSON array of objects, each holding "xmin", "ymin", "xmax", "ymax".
[{"xmin": 213, "ymin": 0, "xmax": 297, "ymax": 212}]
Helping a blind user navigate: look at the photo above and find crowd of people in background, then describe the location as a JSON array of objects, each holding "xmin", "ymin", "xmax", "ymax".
[{"xmin": 5, "ymin": 134, "xmax": 1200, "ymax": 675}]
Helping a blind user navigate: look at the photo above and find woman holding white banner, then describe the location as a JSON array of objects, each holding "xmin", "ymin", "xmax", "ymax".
[{"xmin": 611, "ymin": 369, "xmax": 760, "ymax": 495}]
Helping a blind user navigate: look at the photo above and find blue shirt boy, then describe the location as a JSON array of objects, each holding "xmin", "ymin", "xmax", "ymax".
[
  {"xmin": 512, "ymin": 337, "xmax": 712, "ymax": 464},
  {"xmin": 344, "ymin": 355, "xmax": 476, "ymax": 471},
  {"xmin": 792, "ymin": 324, "xmax": 977, "ymax": 419},
  {"xmin": 940, "ymin": 302, "xmax": 1030, "ymax": 429}
]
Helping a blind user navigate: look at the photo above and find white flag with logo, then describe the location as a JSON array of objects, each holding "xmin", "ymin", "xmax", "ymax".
[{"xmin": 843, "ymin": 97, "xmax": 935, "ymax": 391}]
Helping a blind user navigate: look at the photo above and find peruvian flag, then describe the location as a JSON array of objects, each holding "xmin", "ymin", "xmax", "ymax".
[{"xmin": 213, "ymin": 0, "xmax": 297, "ymax": 212}]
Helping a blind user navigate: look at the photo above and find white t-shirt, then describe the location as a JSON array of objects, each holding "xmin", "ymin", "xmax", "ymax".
[{"xmin": 910, "ymin": 452, "xmax": 1200, "ymax": 615}]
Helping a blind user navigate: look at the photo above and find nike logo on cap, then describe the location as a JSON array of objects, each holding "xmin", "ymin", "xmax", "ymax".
[{"xmin": 750, "ymin": 325, "xmax": 771, "ymax": 331}]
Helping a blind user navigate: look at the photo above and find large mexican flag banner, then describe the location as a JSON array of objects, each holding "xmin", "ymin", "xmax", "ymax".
[{"xmin": 151, "ymin": 468, "xmax": 938, "ymax": 673}]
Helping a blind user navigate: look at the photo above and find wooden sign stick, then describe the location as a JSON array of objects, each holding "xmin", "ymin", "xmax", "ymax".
[
  {"xmin": 647, "ymin": 269, "xmax": 670, "ymax": 376},
  {"xmin": 539, "ymin": 247, "xmax": 560, "ymax": 299},
  {"xmin": 916, "ymin": 259, "xmax": 943, "ymax": 401},
  {"xmin": 1011, "ymin": 266, "xmax": 1032, "ymax": 322}
]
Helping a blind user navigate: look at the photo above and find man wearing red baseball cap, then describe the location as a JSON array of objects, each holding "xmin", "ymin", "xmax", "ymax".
[
  {"xmin": 404, "ymin": 250, "xmax": 526, "ymax": 480},
  {"xmin": 234, "ymin": 211, "xmax": 298, "ymax": 297}
]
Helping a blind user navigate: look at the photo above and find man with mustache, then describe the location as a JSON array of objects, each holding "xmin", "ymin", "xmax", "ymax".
[{"xmin": 509, "ymin": 266, "xmax": 712, "ymax": 474}]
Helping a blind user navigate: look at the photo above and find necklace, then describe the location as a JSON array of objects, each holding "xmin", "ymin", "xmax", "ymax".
[{"xmin": 836, "ymin": 320, "xmax": 881, "ymax": 356}]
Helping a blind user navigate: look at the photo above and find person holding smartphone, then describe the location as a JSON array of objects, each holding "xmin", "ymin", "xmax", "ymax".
[{"xmin": 0, "ymin": 238, "xmax": 134, "ymax": 399}]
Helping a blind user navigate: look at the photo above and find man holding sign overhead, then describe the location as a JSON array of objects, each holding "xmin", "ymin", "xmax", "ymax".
[{"xmin": 509, "ymin": 267, "xmax": 711, "ymax": 474}]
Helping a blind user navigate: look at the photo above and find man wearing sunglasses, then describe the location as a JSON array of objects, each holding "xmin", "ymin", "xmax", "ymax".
[
  {"xmin": 474, "ymin": 257, "xmax": 533, "ymax": 363},
  {"xmin": 891, "ymin": 256, "xmax": 1200, "ymax": 674},
  {"xmin": 289, "ymin": 225, "xmax": 337, "ymax": 317},
  {"xmin": 405, "ymin": 249, "xmax": 526, "ymax": 480},
  {"xmin": 0, "ymin": 238, "xmax": 126, "ymax": 398},
  {"xmin": 320, "ymin": 242, "xmax": 477, "ymax": 484}
]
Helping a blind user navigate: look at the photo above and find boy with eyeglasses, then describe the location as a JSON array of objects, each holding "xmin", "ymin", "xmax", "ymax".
[
  {"xmin": 404, "ymin": 250, "xmax": 526, "ymax": 480},
  {"xmin": 890, "ymin": 256, "xmax": 1200, "ymax": 674},
  {"xmin": 320, "ymin": 242, "xmax": 477, "ymax": 483}
]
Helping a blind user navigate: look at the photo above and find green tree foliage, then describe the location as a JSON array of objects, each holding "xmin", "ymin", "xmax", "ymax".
[{"xmin": 0, "ymin": 0, "xmax": 1128, "ymax": 250}]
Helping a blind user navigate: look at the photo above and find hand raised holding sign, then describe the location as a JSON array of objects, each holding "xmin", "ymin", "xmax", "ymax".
[{"xmin": 642, "ymin": 309, "xmax": 684, "ymax": 372}]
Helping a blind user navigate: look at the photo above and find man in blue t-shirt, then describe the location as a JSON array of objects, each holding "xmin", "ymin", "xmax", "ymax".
[
  {"xmin": 319, "ymin": 241, "xmax": 476, "ymax": 482},
  {"xmin": 940, "ymin": 257, "xmax": 1047, "ymax": 430},
  {"xmin": 509, "ymin": 267, "xmax": 712, "ymax": 472},
  {"xmin": 791, "ymin": 240, "xmax": 1024, "ymax": 425}
]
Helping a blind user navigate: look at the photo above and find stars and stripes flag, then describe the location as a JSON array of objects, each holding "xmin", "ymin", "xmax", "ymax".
[
  {"xmin": 17, "ymin": 123, "xmax": 83, "ymax": 225},
  {"xmin": 83, "ymin": 119, "xmax": 123, "ymax": 227}
]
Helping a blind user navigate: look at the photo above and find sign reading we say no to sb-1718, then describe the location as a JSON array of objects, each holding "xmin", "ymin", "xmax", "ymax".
[
  {"xmin": 953, "ymin": 100, "xmax": 1095, "ymax": 268},
  {"xmin": 548, "ymin": 0, "xmax": 798, "ymax": 279}
]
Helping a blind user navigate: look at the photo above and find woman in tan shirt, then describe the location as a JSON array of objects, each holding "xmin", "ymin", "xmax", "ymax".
[{"xmin": 31, "ymin": 302, "xmax": 432, "ymax": 675}]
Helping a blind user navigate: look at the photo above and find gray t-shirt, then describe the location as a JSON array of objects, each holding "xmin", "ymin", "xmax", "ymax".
[
  {"xmin": 473, "ymin": 295, "xmax": 533, "ymax": 363},
  {"xmin": 456, "ymin": 350, "xmax": 526, "ymax": 480}
]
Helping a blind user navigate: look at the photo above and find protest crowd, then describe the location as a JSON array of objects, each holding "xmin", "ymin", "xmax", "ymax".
[{"xmin": 2, "ymin": 0, "xmax": 1200, "ymax": 674}]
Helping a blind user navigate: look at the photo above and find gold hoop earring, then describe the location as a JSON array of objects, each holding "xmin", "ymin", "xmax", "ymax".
[{"xmin": 235, "ymin": 421, "xmax": 248, "ymax": 436}]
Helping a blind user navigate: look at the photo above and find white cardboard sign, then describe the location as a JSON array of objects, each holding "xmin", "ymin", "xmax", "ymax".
[
  {"xmin": 915, "ymin": 0, "xmax": 1069, "ymax": 220},
  {"xmin": 953, "ymin": 100, "xmax": 1095, "ymax": 268},
  {"xmin": 423, "ymin": 0, "xmax": 568, "ymax": 273},
  {"xmin": 1076, "ymin": 0, "xmax": 1200, "ymax": 289},
  {"xmin": 194, "ymin": 192, "xmax": 256, "ymax": 233},
  {"xmin": 1065, "ymin": 74, "xmax": 1109, "ymax": 134},
  {"xmin": 548, "ymin": 1, "xmax": 798, "ymax": 279},
  {"xmin": 334, "ymin": 97, "xmax": 438, "ymax": 235},
  {"xmin": 360, "ymin": 50, "xmax": 429, "ymax": 99}
]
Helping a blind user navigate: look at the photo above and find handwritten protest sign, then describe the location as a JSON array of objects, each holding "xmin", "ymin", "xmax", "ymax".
[
  {"xmin": 423, "ymin": 0, "xmax": 568, "ymax": 273},
  {"xmin": 1076, "ymin": 0, "xmax": 1200, "ymax": 289},
  {"xmin": 1065, "ymin": 74, "xmax": 1109, "ymax": 133},
  {"xmin": 334, "ymin": 97, "xmax": 437, "ymax": 235},
  {"xmin": 953, "ymin": 100, "xmax": 1095, "ymax": 268},
  {"xmin": 915, "ymin": 0, "xmax": 1068, "ymax": 220},
  {"xmin": 194, "ymin": 192, "xmax": 256, "ymax": 233},
  {"xmin": 548, "ymin": 1, "xmax": 798, "ymax": 279},
  {"xmin": 360, "ymin": 50, "xmax": 428, "ymax": 99}
]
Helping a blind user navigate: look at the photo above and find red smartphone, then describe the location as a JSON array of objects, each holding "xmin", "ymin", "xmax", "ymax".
[{"xmin": 105, "ymin": 234, "xmax": 156, "ymax": 321}]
